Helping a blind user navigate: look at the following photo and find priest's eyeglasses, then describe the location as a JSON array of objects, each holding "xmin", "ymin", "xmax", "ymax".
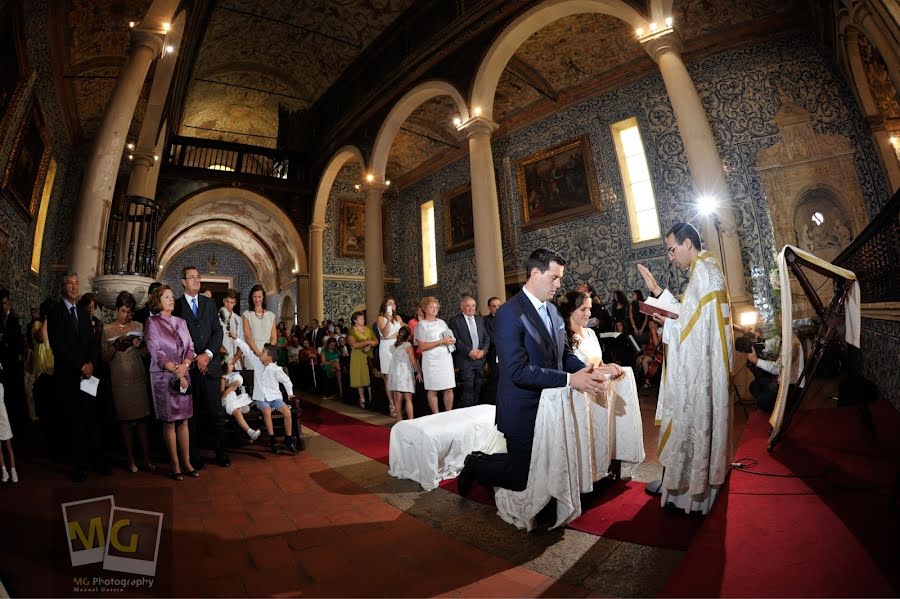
[{"xmin": 665, "ymin": 244, "xmax": 679, "ymax": 256}]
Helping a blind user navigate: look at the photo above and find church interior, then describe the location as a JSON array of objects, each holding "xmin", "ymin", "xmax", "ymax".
[{"xmin": 0, "ymin": 0, "xmax": 899, "ymax": 596}]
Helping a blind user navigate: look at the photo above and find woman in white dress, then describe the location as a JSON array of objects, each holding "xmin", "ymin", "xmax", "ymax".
[
  {"xmin": 413, "ymin": 296, "xmax": 456, "ymax": 414},
  {"xmin": 388, "ymin": 326, "xmax": 420, "ymax": 420},
  {"xmin": 376, "ymin": 297, "xmax": 404, "ymax": 415},
  {"xmin": 242, "ymin": 285, "xmax": 277, "ymax": 383},
  {"xmin": 559, "ymin": 289, "xmax": 644, "ymax": 477}
]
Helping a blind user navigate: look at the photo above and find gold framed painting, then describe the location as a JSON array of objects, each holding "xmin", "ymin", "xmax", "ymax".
[
  {"xmin": 338, "ymin": 198, "xmax": 365, "ymax": 258},
  {"xmin": 1, "ymin": 98, "xmax": 51, "ymax": 220},
  {"xmin": 443, "ymin": 184, "xmax": 474, "ymax": 253},
  {"xmin": 516, "ymin": 135, "xmax": 601, "ymax": 231},
  {"xmin": 0, "ymin": 1, "xmax": 29, "ymax": 144}
]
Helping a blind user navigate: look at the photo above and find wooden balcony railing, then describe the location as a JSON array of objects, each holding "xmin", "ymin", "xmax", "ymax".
[
  {"xmin": 162, "ymin": 136, "xmax": 300, "ymax": 190},
  {"xmin": 834, "ymin": 188, "xmax": 900, "ymax": 304}
]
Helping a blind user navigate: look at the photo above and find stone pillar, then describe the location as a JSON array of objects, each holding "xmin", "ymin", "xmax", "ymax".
[
  {"xmin": 70, "ymin": 30, "xmax": 164, "ymax": 287},
  {"xmin": 643, "ymin": 32, "xmax": 751, "ymax": 307},
  {"xmin": 363, "ymin": 182, "xmax": 388, "ymax": 322},
  {"xmin": 458, "ymin": 116, "xmax": 507, "ymax": 311},
  {"xmin": 309, "ymin": 223, "xmax": 325, "ymax": 321},
  {"xmin": 126, "ymin": 150, "xmax": 155, "ymax": 198}
]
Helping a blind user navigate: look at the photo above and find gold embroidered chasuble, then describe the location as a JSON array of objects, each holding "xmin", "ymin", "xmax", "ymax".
[{"xmin": 655, "ymin": 250, "xmax": 734, "ymax": 514}]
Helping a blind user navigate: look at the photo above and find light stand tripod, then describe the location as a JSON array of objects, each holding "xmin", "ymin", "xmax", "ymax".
[{"xmin": 709, "ymin": 213, "xmax": 754, "ymax": 417}]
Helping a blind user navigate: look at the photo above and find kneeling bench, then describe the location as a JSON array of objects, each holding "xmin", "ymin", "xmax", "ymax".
[{"xmin": 388, "ymin": 405, "xmax": 497, "ymax": 490}]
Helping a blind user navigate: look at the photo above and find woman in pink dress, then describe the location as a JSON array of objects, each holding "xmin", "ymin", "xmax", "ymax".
[{"xmin": 145, "ymin": 285, "xmax": 199, "ymax": 480}]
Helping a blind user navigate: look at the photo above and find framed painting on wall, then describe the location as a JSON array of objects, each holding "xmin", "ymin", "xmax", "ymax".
[
  {"xmin": 443, "ymin": 184, "xmax": 474, "ymax": 253},
  {"xmin": 1, "ymin": 98, "xmax": 51, "ymax": 220},
  {"xmin": 0, "ymin": 1, "xmax": 29, "ymax": 143},
  {"xmin": 516, "ymin": 135, "xmax": 601, "ymax": 231},
  {"xmin": 338, "ymin": 198, "xmax": 365, "ymax": 258}
]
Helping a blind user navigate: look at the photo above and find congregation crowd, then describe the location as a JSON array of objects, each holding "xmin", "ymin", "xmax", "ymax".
[
  {"xmin": 0, "ymin": 268, "xmax": 661, "ymax": 482},
  {"xmin": 0, "ymin": 267, "xmax": 663, "ymax": 486}
]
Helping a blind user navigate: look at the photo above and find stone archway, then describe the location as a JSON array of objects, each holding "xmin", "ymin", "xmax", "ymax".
[
  {"xmin": 157, "ymin": 188, "xmax": 306, "ymax": 320},
  {"xmin": 308, "ymin": 146, "xmax": 367, "ymax": 320},
  {"xmin": 470, "ymin": 0, "xmax": 649, "ymax": 122},
  {"xmin": 368, "ymin": 80, "xmax": 469, "ymax": 183},
  {"xmin": 280, "ymin": 294, "xmax": 295, "ymax": 326}
]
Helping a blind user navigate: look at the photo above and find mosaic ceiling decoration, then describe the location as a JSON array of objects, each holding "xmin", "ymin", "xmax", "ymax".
[
  {"xmin": 56, "ymin": 0, "xmax": 154, "ymax": 142},
  {"xmin": 179, "ymin": 0, "xmax": 416, "ymax": 148}
]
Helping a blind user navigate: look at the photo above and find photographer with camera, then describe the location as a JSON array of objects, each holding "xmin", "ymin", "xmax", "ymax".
[{"xmin": 737, "ymin": 331, "xmax": 805, "ymax": 413}]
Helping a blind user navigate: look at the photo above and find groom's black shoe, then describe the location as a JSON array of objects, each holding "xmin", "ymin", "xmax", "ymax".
[{"xmin": 458, "ymin": 453, "xmax": 481, "ymax": 497}]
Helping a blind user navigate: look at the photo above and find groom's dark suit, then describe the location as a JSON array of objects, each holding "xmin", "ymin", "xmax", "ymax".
[{"xmin": 464, "ymin": 290, "xmax": 584, "ymax": 491}]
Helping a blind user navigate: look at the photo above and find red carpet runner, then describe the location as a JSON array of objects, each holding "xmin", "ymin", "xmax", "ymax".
[
  {"xmin": 300, "ymin": 399, "xmax": 701, "ymax": 550},
  {"xmin": 661, "ymin": 402, "xmax": 900, "ymax": 597}
]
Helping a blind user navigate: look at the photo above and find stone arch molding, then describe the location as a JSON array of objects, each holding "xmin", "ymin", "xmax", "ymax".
[
  {"xmin": 157, "ymin": 187, "xmax": 306, "ymax": 291},
  {"xmin": 369, "ymin": 80, "xmax": 470, "ymax": 182},
  {"xmin": 312, "ymin": 145, "xmax": 367, "ymax": 226},
  {"xmin": 471, "ymin": 0, "xmax": 650, "ymax": 121}
]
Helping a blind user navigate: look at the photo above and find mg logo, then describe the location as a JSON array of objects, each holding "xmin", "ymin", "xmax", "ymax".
[{"xmin": 62, "ymin": 495, "xmax": 163, "ymax": 577}]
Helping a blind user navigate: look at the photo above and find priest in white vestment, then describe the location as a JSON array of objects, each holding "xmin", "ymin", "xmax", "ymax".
[{"xmin": 638, "ymin": 222, "xmax": 734, "ymax": 515}]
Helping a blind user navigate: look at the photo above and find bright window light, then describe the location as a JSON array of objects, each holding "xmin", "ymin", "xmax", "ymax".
[
  {"xmin": 811, "ymin": 211, "xmax": 824, "ymax": 226},
  {"xmin": 611, "ymin": 117, "xmax": 660, "ymax": 243},
  {"xmin": 208, "ymin": 164, "xmax": 234, "ymax": 171},
  {"xmin": 421, "ymin": 200, "xmax": 438, "ymax": 287}
]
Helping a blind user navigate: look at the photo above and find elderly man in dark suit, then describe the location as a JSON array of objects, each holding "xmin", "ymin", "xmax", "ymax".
[
  {"xmin": 448, "ymin": 295, "xmax": 491, "ymax": 408},
  {"xmin": 458, "ymin": 248, "xmax": 607, "ymax": 495},
  {"xmin": 47, "ymin": 272, "xmax": 103, "ymax": 482},
  {"xmin": 174, "ymin": 266, "xmax": 228, "ymax": 468}
]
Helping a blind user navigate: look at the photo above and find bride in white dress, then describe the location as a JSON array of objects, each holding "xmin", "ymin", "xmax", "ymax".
[{"xmin": 559, "ymin": 289, "xmax": 645, "ymax": 477}]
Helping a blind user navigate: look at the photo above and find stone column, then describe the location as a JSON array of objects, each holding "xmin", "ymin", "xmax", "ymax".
[
  {"xmin": 126, "ymin": 150, "xmax": 155, "ymax": 198},
  {"xmin": 458, "ymin": 116, "xmax": 507, "ymax": 311},
  {"xmin": 70, "ymin": 30, "xmax": 164, "ymax": 287},
  {"xmin": 643, "ymin": 32, "xmax": 751, "ymax": 307},
  {"xmin": 309, "ymin": 223, "xmax": 325, "ymax": 321},
  {"xmin": 363, "ymin": 182, "xmax": 388, "ymax": 321}
]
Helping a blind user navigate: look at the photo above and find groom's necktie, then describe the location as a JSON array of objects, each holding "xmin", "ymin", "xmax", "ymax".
[{"xmin": 538, "ymin": 303, "xmax": 553, "ymax": 337}]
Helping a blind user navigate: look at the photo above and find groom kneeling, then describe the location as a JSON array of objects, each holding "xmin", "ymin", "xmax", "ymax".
[{"xmin": 459, "ymin": 248, "xmax": 611, "ymax": 497}]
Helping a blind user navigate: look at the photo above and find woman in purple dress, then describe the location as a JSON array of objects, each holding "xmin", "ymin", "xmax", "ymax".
[{"xmin": 145, "ymin": 285, "xmax": 199, "ymax": 480}]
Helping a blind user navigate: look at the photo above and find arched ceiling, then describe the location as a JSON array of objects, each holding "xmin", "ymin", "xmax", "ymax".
[
  {"xmin": 178, "ymin": 0, "xmax": 416, "ymax": 148},
  {"xmin": 382, "ymin": 0, "xmax": 796, "ymax": 186},
  {"xmin": 51, "ymin": 0, "xmax": 155, "ymax": 142},
  {"xmin": 157, "ymin": 188, "xmax": 306, "ymax": 290}
]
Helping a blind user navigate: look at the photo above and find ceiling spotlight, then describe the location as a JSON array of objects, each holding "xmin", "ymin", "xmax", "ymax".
[
  {"xmin": 665, "ymin": 16, "xmax": 673, "ymax": 27},
  {"xmin": 473, "ymin": 106, "xmax": 482, "ymax": 117},
  {"xmin": 162, "ymin": 22, "xmax": 170, "ymax": 32},
  {"xmin": 166, "ymin": 45, "xmax": 174, "ymax": 54},
  {"xmin": 635, "ymin": 27, "xmax": 644, "ymax": 36},
  {"xmin": 365, "ymin": 173, "xmax": 375, "ymax": 183},
  {"xmin": 127, "ymin": 154, "xmax": 133, "ymax": 160},
  {"xmin": 153, "ymin": 155, "xmax": 159, "ymax": 161},
  {"xmin": 126, "ymin": 142, "xmax": 135, "ymax": 150},
  {"xmin": 452, "ymin": 116, "xmax": 461, "ymax": 127},
  {"xmin": 649, "ymin": 22, "xmax": 658, "ymax": 32},
  {"xmin": 697, "ymin": 195, "xmax": 718, "ymax": 215},
  {"xmin": 354, "ymin": 183, "xmax": 361, "ymax": 190},
  {"xmin": 385, "ymin": 180, "xmax": 391, "ymax": 186},
  {"xmin": 129, "ymin": 21, "xmax": 135, "ymax": 28}
]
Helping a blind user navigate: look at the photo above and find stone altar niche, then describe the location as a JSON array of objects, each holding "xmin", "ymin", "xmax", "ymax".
[{"xmin": 755, "ymin": 89, "xmax": 870, "ymax": 318}]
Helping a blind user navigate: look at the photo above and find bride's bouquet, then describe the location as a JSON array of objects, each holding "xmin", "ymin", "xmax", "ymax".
[{"xmin": 218, "ymin": 307, "xmax": 231, "ymax": 332}]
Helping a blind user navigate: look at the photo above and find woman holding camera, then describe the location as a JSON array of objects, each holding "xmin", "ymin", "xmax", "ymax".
[
  {"xmin": 376, "ymin": 298, "xmax": 403, "ymax": 415},
  {"xmin": 145, "ymin": 285, "xmax": 198, "ymax": 480}
]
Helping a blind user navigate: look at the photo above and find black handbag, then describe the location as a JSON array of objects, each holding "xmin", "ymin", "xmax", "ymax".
[{"xmin": 169, "ymin": 376, "xmax": 192, "ymax": 395}]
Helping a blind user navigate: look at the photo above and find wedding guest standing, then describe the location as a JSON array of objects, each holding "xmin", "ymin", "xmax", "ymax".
[
  {"xmin": 242, "ymin": 285, "xmax": 277, "ymax": 374},
  {"xmin": 347, "ymin": 311, "xmax": 377, "ymax": 408},
  {"xmin": 102, "ymin": 291, "xmax": 153, "ymax": 473},
  {"xmin": 146, "ymin": 285, "xmax": 199, "ymax": 480},
  {"xmin": 414, "ymin": 297, "xmax": 456, "ymax": 414}
]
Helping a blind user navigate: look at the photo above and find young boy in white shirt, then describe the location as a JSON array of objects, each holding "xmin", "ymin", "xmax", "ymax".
[{"xmin": 233, "ymin": 337, "xmax": 299, "ymax": 454}]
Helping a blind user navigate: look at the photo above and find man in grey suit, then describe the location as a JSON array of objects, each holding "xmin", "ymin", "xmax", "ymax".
[{"xmin": 448, "ymin": 296, "xmax": 491, "ymax": 408}]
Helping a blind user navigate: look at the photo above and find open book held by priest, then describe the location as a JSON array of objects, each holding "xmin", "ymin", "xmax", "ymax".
[{"xmin": 639, "ymin": 297, "xmax": 680, "ymax": 320}]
